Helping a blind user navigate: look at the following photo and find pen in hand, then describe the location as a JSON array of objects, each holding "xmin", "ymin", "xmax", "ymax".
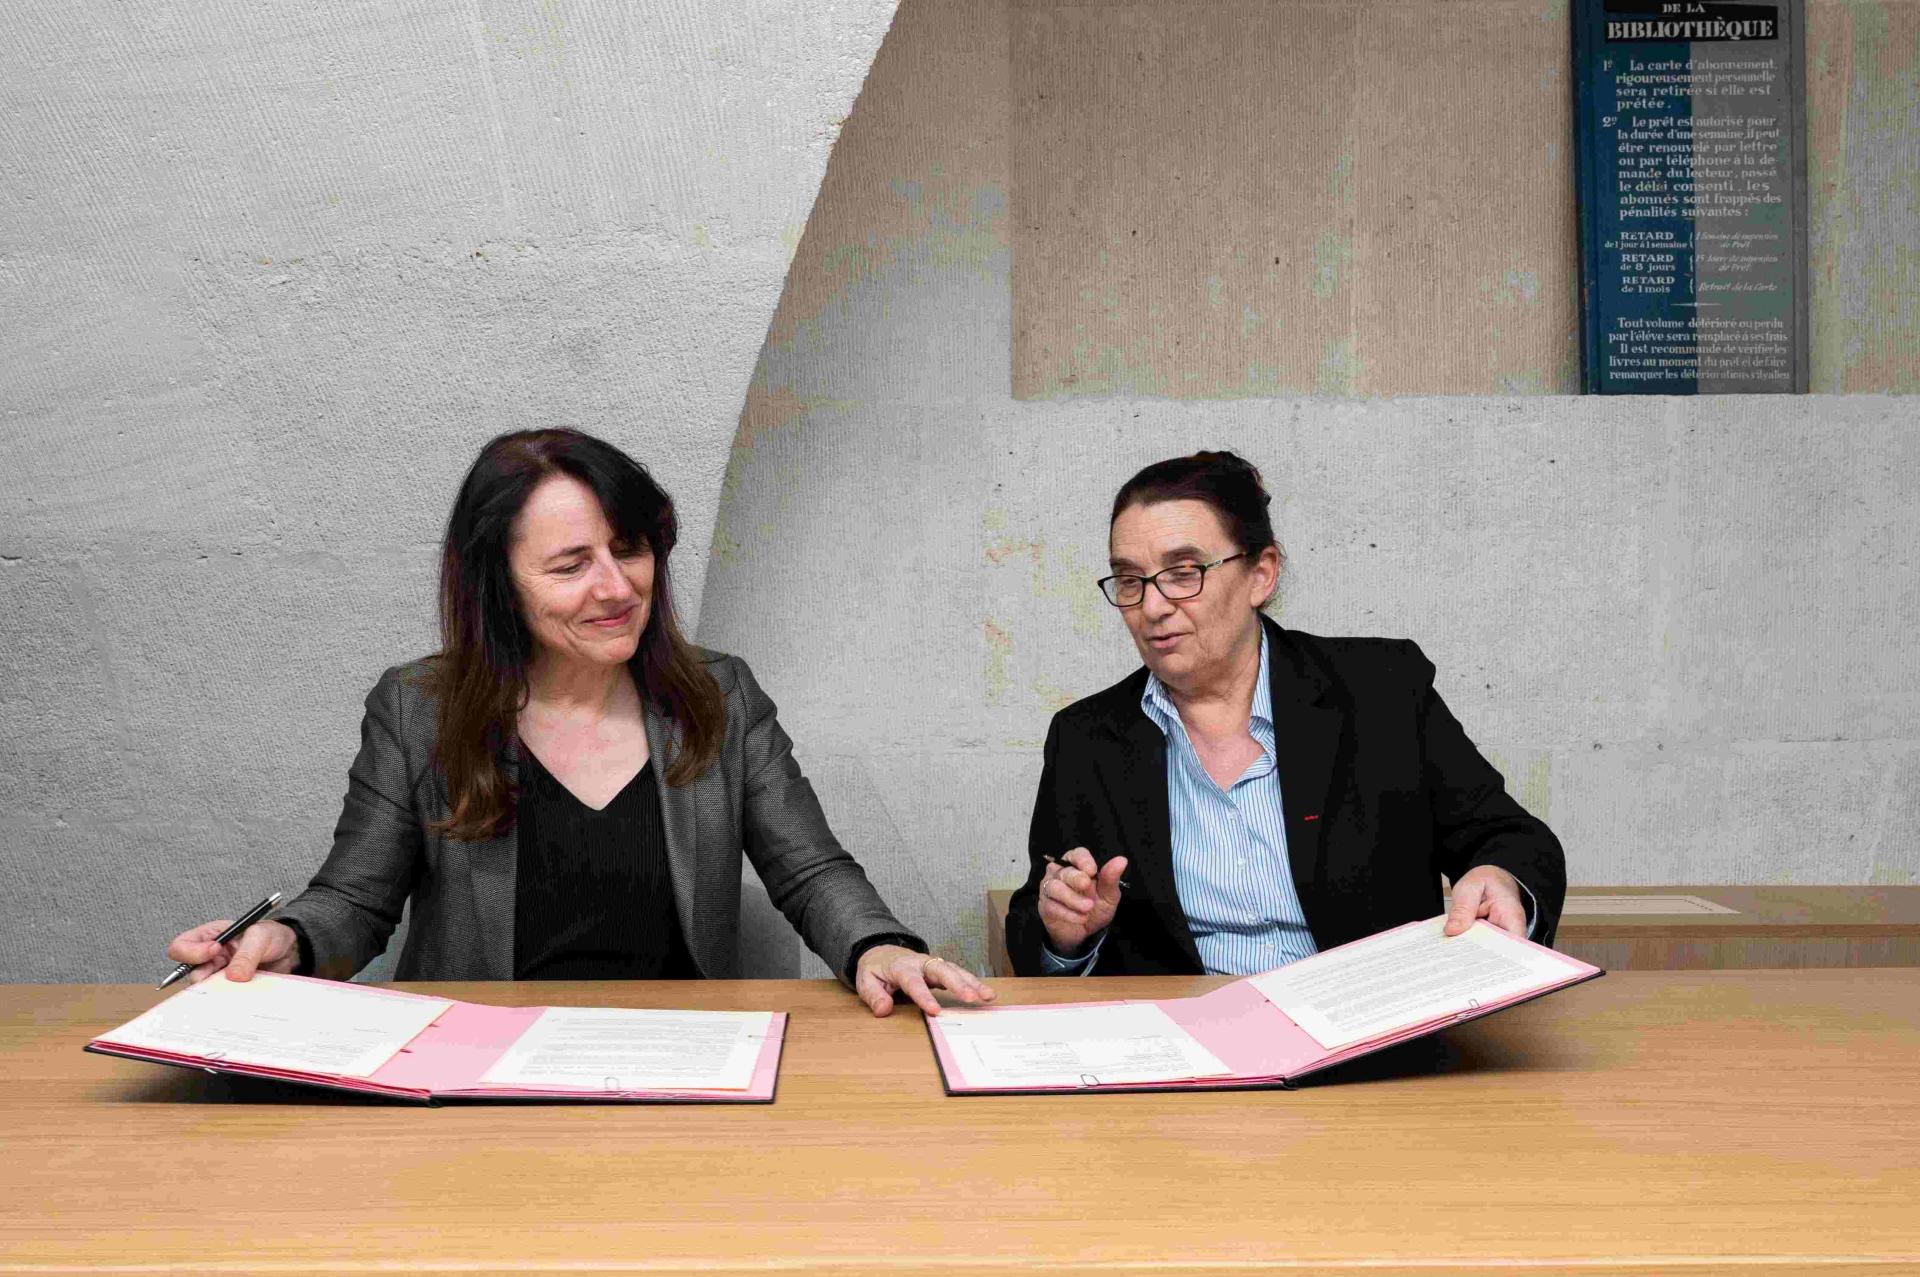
[
  {"xmin": 158, "ymin": 891, "xmax": 284, "ymax": 990},
  {"xmin": 1044, "ymin": 852, "xmax": 1131, "ymax": 892}
]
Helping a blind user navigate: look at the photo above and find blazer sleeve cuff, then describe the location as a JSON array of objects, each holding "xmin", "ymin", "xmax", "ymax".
[
  {"xmin": 269, "ymin": 896, "xmax": 367, "ymax": 982},
  {"xmin": 280, "ymin": 917, "xmax": 317, "ymax": 977},
  {"xmin": 1039, "ymin": 931, "xmax": 1107, "ymax": 975},
  {"xmin": 1514, "ymin": 875, "xmax": 1540, "ymax": 940},
  {"xmin": 842, "ymin": 931, "xmax": 928, "ymax": 987}
]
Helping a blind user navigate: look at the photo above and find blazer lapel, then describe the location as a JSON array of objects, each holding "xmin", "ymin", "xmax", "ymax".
[
  {"xmin": 1263, "ymin": 620, "xmax": 1341, "ymax": 936},
  {"xmin": 466, "ymin": 746, "xmax": 519, "ymax": 980},
  {"xmin": 1104, "ymin": 707, "xmax": 1204, "ymax": 973},
  {"xmin": 644, "ymin": 702, "xmax": 705, "ymax": 970}
]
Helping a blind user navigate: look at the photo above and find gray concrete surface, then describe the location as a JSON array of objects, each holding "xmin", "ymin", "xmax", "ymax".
[
  {"xmin": 0, "ymin": 0, "xmax": 899, "ymax": 982},
  {"xmin": 3, "ymin": 0, "xmax": 1914, "ymax": 987},
  {"xmin": 699, "ymin": 0, "xmax": 1920, "ymax": 976}
]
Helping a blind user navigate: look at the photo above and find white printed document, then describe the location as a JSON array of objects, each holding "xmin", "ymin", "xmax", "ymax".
[
  {"xmin": 104, "ymin": 972, "xmax": 450, "ymax": 1077},
  {"xmin": 90, "ymin": 982, "xmax": 788, "ymax": 1104},
  {"xmin": 1250, "ymin": 917, "xmax": 1577, "ymax": 1050},
  {"xmin": 478, "ymin": 1007, "xmax": 773, "ymax": 1091},
  {"xmin": 923, "ymin": 921, "xmax": 1601, "ymax": 1095},
  {"xmin": 931, "ymin": 1003, "xmax": 1233, "ymax": 1089}
]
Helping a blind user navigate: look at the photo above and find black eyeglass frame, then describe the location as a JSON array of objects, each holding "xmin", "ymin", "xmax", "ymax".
[{"xmin": 1096, "ymin": 552, "xmax": 1248, "ymax": 608}]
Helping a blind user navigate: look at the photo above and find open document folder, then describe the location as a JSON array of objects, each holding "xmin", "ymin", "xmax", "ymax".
[
  {"xmin": 86, "ymin": 972, "xmax": 786, "ymax": 1104},
  {"xmin": 926, "ymin": 917, "xmax": 1603, "ymax": 1094}
]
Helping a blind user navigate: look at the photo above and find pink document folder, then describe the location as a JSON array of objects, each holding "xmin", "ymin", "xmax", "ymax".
[
  {"xmin": 86, "ymin": 977, "xmax": 787, "ymax": 1105},
  {"xmin": 926, "ymin": 922, "xmax": 1603, "ymax": 1094}
]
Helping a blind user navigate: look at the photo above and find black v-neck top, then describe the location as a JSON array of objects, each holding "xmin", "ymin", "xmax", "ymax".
[{"xmin": 512, "ymin": 748, "xmax": 698, "ymax": 981}]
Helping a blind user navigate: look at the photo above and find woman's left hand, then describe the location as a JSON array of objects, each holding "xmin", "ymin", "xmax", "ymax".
[{"xmin": 854, "ymin": 945, "xmax": 996, "ymax": 1018}]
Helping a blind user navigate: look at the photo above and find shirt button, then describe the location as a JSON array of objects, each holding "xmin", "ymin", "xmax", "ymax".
[{"xmin": 1237, "ymin": 858, "xmax": 1248, "ymax": 867}]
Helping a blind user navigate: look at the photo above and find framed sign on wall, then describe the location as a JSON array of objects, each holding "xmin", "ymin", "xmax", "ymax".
[{"xmin": 1573, "ymin": 0, "xmax": 1809, "ymax": 393}]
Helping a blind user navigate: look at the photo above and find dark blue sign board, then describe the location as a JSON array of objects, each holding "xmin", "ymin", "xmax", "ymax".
[{"xmin": 1573, "ymin": 0, "xmax": 1809, "ymax": 392}]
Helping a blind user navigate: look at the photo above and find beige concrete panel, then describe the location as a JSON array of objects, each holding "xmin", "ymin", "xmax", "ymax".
[
  {"xmin": 1349, "ymin": 1, "xmax": 1581, "ymax": 394},
  {"xmin": 759, "ymin": 0, "xmax": 1009, "ymax": 362},
  {"xmin": 1008, "ymin": 0, "xmax": 1916, "ymax": 397},
  {"xmin": 1011, "ymin": 1, "xmax": 1359, "ymax": 398},
  {"xmin": 735, "ymin": 0, "xmax": 1012, "ymax": 462},
  {"xmin": 1807, "ymin": 0, "xmax": 1920, "ymax": 392}
]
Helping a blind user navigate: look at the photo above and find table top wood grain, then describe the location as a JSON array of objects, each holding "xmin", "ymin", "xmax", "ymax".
[{"xmin": 5, "ymin": 971, "xmax": 1917, "ymax": 1276}]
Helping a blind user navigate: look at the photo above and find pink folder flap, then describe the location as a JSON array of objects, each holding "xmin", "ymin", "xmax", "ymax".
[
  {"xmin": 1159, "ymin": 980, "xmax": 1330, "ymax": 1079},
  {"xmin": 721, "ymin": 1013, "xmax": 786, "ymax": 1101},
  {"xmin": 367, "ymin": 1000, "xmax": 547, "ymax": 1092}
]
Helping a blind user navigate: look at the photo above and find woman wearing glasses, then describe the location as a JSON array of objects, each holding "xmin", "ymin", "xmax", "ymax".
[
  {"xmin": 165, "ymin": 428, "xmax": 991, "ymax": 1018},
  {"xmin": 1004, "ymin": 450, "xmax": 1566, "ymax": 977}
]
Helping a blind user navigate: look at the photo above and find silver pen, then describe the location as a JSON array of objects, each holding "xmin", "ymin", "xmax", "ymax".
[{"xmin": 158, "ymin": 891, "xmax": 284, "ymax": 989}]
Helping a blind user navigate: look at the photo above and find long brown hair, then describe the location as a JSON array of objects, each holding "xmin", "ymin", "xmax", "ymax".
[{"xmin": 427, "ymin": 429, "xmax": 724, "ymax": 840}]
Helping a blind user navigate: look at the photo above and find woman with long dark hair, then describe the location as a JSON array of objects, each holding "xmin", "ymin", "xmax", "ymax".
[{"xmin": 166, "ymin": 429, "xmax": 989, "ymax": 1016}]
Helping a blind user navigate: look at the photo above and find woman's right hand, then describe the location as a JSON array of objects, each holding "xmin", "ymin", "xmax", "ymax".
[
  {"xmin": 1038, "ymin": 847, "xmax": 1128, "ymax": 958},
  {"xmin": 165, "ymin": 919, "xmax": 299, "ymax": 984}
]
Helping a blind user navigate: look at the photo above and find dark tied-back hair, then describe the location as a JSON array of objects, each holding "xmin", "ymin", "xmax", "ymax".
[
  {"xmin": 427, "ymin": 428, "xmax": 725, "ymax": 840},
  {"xmin": 1111, "ymin": 450, "xmax": 1279, "ymax": 556}
]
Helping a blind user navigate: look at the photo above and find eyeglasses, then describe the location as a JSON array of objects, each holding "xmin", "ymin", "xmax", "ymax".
[{"xmin": 1097, "ymin": 553, "xmax": 1246, "ymax": 608}]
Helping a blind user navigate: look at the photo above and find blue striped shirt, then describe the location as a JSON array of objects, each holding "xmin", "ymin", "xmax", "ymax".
[{"xmin": 1043, "ymin": 629, "xmax": 1319, "ymax": 976}]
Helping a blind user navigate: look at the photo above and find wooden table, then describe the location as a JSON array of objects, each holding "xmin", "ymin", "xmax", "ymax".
[
  {"xmin": 1546, "ymin": 885, "xmax": 1920, "ymax": 970},
  {"xmin": 5, "ymin": 973, "xmax": 1918, "ymax": 1276},
  {"xmin": 985, "ymin": 886, "xmax": 1920, "ymax": 977}
]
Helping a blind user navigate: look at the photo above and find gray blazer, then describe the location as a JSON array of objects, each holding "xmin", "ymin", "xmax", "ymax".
[{"xmin": 274, "ymin": 652, "xmax": 918, "ymax": 984}]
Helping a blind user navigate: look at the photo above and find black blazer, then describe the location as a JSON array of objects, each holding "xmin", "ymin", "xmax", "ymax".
[{"xmin": 1006, "ymin": 618, "xmax": 1567, "ymax": 976}]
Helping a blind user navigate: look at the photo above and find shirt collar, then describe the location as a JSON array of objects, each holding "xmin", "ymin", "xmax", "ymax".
[{"xmin": 1141, "ymin": 626, "xmax": 1273, "ymax": 733}]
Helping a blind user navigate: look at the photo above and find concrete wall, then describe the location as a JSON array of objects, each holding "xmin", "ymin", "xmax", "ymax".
[
  {"xmin": 3, "ymin": 0, "xmax": 1914, "ymax": 986},
  {"xmin": 699, "ymin": 0, "xmax": 1920, "ymax": 976},
  {"xmin": 1014, "ymin": 0, "xmax": 1582, "ymax": 395},
  {"xmin": 1011, "ymin": 0, "xmax": 1919, "ymax": 397},
  {"xmin": 0, "ymin": 0, "xmax": 900, "ymax": 983}
]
